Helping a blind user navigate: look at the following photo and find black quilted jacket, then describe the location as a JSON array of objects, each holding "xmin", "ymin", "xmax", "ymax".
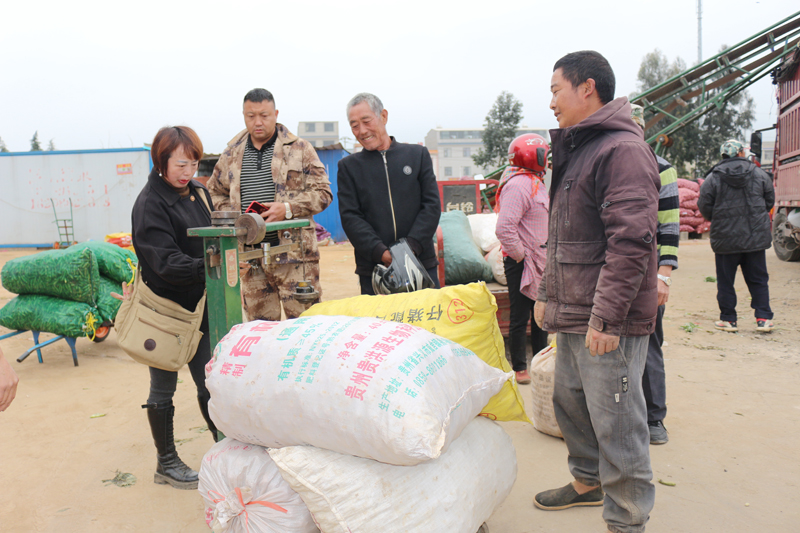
[{"xmin": 698, "ymin": 158, "xmax": 774, "ymax": 254}]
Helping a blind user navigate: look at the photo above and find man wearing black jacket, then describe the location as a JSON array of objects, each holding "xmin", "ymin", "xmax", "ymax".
[
  {"xmin": 698, "ymin": 139, "xmax": 775, "ymax": 333},
  {"xmin": 338, "ymin": 93, "xmax": 441, "ymax": 294}
]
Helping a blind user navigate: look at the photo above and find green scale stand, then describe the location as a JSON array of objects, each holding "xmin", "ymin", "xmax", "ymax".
[{"xmin": 188, "ymin": 211, "xmax": 318, "ymax": 440}]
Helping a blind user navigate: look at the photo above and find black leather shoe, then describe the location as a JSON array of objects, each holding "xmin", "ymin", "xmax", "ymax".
[{"xmin": 534, "ymin": 483, "xmax": 604, "ymax": 510}]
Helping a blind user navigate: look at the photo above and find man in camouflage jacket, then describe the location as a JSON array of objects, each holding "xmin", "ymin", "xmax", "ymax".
[{"xmin": 207, "ymin": 89, "xmax": 332, "ymax": 320}]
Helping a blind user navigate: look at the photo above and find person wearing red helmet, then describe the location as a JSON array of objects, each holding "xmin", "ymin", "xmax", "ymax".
[{"xmin": 494, "ymin": 133, "xmax": 550, "ymax": 384}]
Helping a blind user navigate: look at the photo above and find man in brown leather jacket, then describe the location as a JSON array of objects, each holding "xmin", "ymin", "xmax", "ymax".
[{"xmin": 532, "ymin": 51, "xmax": 660, "ymax": 533}]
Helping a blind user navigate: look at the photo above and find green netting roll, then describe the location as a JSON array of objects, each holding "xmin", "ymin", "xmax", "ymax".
[
  {"xmin": 1, "ymin": 246, "xmax": 101, "ymax": 306},
  {"xmin": 96, "ymin": 276, "xmax": 123, "ymax": 323},
  {"xmin": 70, "ymin": 241, "xmax": 137, "ymax": 284},
  {"xmin": 0, "ymin": 295, "xmax": 98, "ymax": 338},
  {"xmin": 439, "ymin": 210, "xmax": 493, "ymax": 285}
]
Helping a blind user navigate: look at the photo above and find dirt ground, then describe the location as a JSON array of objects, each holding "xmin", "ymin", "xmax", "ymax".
[{"xmin": 1, "ymin": 240, "xmax": 799, "ymax": 532}]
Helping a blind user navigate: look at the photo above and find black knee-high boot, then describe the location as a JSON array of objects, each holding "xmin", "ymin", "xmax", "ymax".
[
  {"xmin": 143, "ymin": 401, "xmax": 199, "ymax": 489},
  {"xmin": 197, "ymin": 393, "xmax": 220, "ymax": 443}
]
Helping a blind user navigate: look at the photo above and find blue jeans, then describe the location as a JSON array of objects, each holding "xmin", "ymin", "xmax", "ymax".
[{"xmin": 554, "ymin": 332, "xmax": 654, "ymax": 533}]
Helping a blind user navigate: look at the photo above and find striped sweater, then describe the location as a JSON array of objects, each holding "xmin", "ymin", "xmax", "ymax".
[{"xmin": 656, "ymin": 155, "xmax": 679, "ymax": 269}]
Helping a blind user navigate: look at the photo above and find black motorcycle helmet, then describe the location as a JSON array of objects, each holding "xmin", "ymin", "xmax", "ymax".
[{"xmin": 371, "ymin": 238, "xmax": 434, "ymax": 295}]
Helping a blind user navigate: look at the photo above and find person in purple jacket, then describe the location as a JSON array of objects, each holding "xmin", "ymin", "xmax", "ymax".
[{"xmin": 495, "ymin": 134, "xmax": 550, "ymax": 385}]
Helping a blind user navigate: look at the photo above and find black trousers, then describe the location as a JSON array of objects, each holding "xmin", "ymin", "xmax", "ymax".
[
  {"xmin": 147, "ymin": 325, "xmax": 212, "ymax": 407},
  {"xmin": 503, "ymin": 257, "xmax": 548, "ymax": 372},
  {"xmin": 643, "ymin": 304, "xmax": 666, "ymax": 423},
  {"xmin": 359, "ymin": 265, "xmax": 441, "ymax": 296},
  {"xmin": 715, "ymin": 250, "xmax": 773, "ymax": 322}
]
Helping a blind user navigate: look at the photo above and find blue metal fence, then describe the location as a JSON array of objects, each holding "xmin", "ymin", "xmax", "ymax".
[{"xmin": 313, "ymin": 149, "xmax": 350, "ymax": 242}]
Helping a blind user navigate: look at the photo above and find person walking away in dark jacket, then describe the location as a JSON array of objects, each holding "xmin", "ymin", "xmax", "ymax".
[
  {"xmin": 630, "ymin": 104, "xmax": 680, "ymax": 445},
  {"xmin": 698, "ymin": 139, "xmax": 775, "ymax": 333},
  {"xmin": 495, "ymin": 134, "xmax": 550, "ymax": 385},
  {"xmin": 532, "ymin": 51, "xmax": 660, "ymax": 533},
  {"xmin": 338, "ymin": 93, "xmax": 441, "ymax": 294},
  {"xmin": 130, "ymin": 126, "xmax": 217, "ymax": 490}
]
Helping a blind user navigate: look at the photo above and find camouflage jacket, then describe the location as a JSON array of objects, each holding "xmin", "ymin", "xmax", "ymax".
[{"xmin": 207, "ymin": 124, "xmax": 332, "ymax": 264}]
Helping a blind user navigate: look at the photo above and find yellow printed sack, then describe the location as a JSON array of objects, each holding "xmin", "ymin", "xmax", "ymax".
[{"xmin": 302, "ymin": 282, "xmax": 531, "ymax": 423}]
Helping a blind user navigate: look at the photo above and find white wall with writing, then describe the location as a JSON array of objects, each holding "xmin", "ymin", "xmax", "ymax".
[{"xmin": 0, "ymin": 148, "xmax": 151, "ymax": 245}]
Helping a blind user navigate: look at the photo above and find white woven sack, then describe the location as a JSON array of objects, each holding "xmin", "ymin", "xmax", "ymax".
[
  {"xmin": 529, "ymin": 344, "xmax": 562, "ymax": 438},
  {"xmin": 269, "ymin": 417, "xmax": 517, "ymax": 533},
  {"xmin": 485, "ymin": 244, "xmax": 506, "ymax": 285},
  {"xmin": 206, "ymin": 315, "xmax": 512, "ymax": 466},
  {"xmin": 467, "ymin": 213, "xmax": 500, "ymax": 253},
  {"xmin": 198, "ymin": 438, "xmax": 319, "ymax": 533}
]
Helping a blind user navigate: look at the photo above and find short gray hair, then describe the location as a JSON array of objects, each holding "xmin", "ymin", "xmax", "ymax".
[{"xmin": 346, "ymin": 92, "xmax": 384, "ymax": 117}]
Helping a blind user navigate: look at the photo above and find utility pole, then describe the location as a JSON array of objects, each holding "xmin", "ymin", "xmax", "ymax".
[{"xmin": 697, "ymin": 0, "xmax": 703, "ymax": 64}]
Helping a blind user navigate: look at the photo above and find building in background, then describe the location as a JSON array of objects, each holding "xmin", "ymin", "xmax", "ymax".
[
  {"xmin": 298, "ymin": 121, "xmax": 339, "ymax": 148},
  {"xmin": 0, "ymin": 148, "xmax": 151, "ymax": 246},
  {"xmin": 424, "ymin": 127, "xmax": 549, "ymax": 180}
]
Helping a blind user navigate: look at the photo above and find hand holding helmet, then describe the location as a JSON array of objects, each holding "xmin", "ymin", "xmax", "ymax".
[{"xmin": 372, "ymin": 239, "xmax": 434, "ymax": 295}]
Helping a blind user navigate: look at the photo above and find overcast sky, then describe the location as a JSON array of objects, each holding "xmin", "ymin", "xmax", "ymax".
[{"xmin": 1, "ymin": 0, "xmax": 795, "ymax": 153}]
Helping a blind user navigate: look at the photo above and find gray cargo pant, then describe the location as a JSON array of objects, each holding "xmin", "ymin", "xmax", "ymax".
[{"xmin": 554, "ymin": 332, "xmax": 655, "ymax": 533}]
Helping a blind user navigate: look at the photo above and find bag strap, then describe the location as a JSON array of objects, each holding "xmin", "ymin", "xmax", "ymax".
[{"xmin": 196, "ymin": 187, "xmax": 212, "ymax": 215}]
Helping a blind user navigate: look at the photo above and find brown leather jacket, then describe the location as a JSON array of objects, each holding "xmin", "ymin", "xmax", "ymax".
[{"xmin": 537, "ymin": 98, "xmax": 660, "ymax": 337}]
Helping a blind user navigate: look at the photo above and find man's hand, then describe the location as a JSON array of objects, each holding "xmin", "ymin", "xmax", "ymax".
[
  {"xmin": 534, "ymin": 301, "xmax": 546, "ymax": 329},
  {"xmin": 0, "ymin": 348, "xmax": 19, "ymax": 412},
  {"xmin": 260, "ymin": 202, "xmax": 287, "ymax": 223},
  {"xmin": 381, "ymin": 250, "xmax": 392, "ymax": 267},
  {"xmin": 657, "ymin": 265, "xmax": 672, "ymax": 307},
  {"xmin": 585, "ymin": 327, "xmax": 620, "ymax": 357}
]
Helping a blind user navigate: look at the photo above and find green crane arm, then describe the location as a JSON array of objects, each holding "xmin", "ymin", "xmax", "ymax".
[{"xmin": 632, "ymin": 10, "xmax": 800, "ymax": 154}]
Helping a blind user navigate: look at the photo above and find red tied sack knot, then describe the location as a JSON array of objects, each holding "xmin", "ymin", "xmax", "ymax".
[{"xmin": 208, "ymin": 487, "xmax": 288, "ymax": 532}]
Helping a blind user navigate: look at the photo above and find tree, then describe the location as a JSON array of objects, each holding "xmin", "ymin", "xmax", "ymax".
[
  {"xmin": 30, "ymin": 131, "xmax": 42, "ymax": 151},
  {"xmin": 472, "ymin": 91, "xmax": 523, "ymax": 170},
  {"xmin": 0, "ymin": 137, "xmax": 8, "ymax": 152},
  {"xmin": 632, "ymin": 49, "xmax": 686, "ymax": 97},
  {"xmin": 632, "ymin": 47, "xmax": 755, "ymax": 178},
  {"xmin": 48, "ymin": 139, "xmax": 56, "ymax": 151}
]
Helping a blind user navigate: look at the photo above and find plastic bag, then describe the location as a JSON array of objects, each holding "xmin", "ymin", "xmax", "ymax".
[
  {"xmin": 486, "ymin": 244, "xmax": 506, "ymax": 285},
  {"xmin": 439, "ymin": 210, "xmax": 493, "ymax": 285},
  {"xmin": 302, "ymin": 283, "xmax": 530, "ymax": 423},
  {"xmin": 677, "ymin": 178, "xmax": 700, "ymax": 192},
  {"xmin": 206, "ymin": 316, "xmax": 512, "ymax": 466},
  {"xmin": 269, "ymin": 416, "xmax": 517, "ymax": 533},
  {"xmin": 70, "ymin": 241, "xmax": 136, "ymax": 284},
  {"xmin": 467, "ymin": 213, "xmax": 500, "ymax": 253},
  {"xmin": 0, "ymin": 295, "xmax": 98, "ymax": 338},
  {"xmin": 96, "ymin": 276, "xmax": 122, "ymax": 323},
  {"xmin": 529, "ymin": 343, "xmax": 562, "ymax": 438},
  {"xmin": 198, "ymin": 438, "xmax": 319, "ymax": 533},
  {"xmin": 1, "ymin": 246, "xmax": 100, "ymax": 306}
]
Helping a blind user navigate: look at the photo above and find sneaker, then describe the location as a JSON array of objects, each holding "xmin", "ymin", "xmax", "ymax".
[
  {"xmin": 756, "ymin": 319, "xmax": 774, "ymax": 333},
  {"xmin": 714, "ymin": 320, "xmax": 738, "ymax": 332},
  {"xmin": 648, "ymin": 420, "xmax": 669, "ymax": 445},
  {"xmin": 515, "ymin": 370, "xmax": 532, "ymax": 385},
  {"xmin": 534, "ymin": 483, "xmax": 604, "ymax": 511}
]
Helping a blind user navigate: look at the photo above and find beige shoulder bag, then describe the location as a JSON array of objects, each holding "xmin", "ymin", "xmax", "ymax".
[{"xmin": 114, "ymin": 271, "xmax": 206, "ymax": 371}]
